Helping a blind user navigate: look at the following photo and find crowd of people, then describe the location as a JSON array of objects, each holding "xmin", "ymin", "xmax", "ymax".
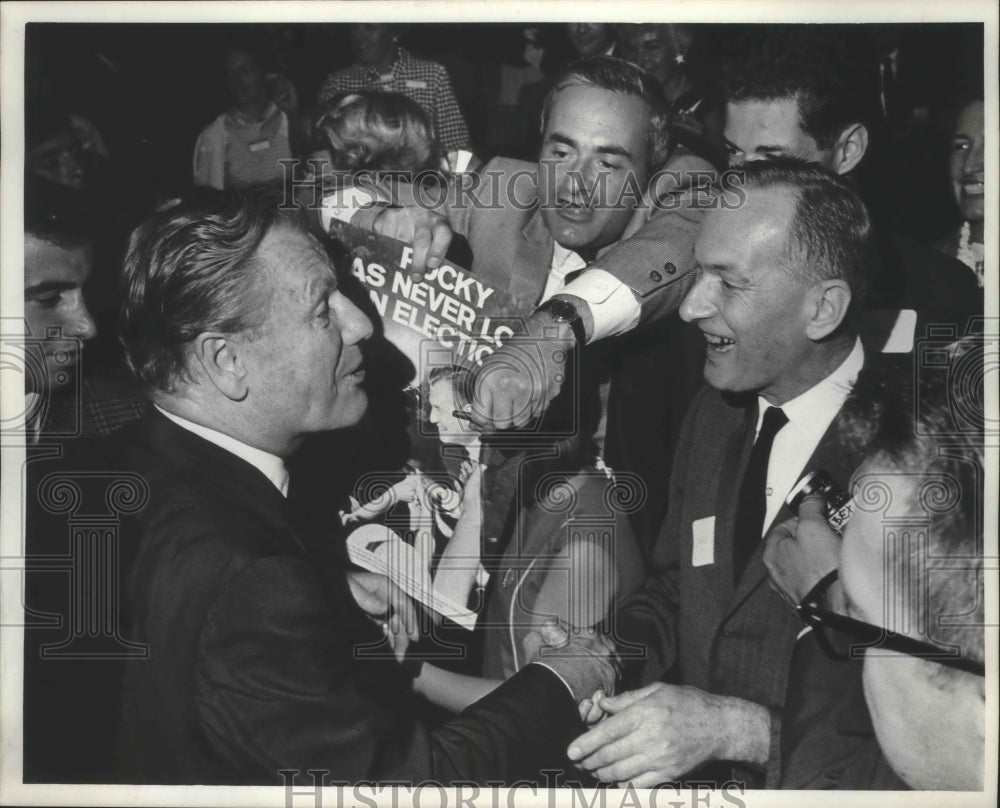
[{"xmin": 18, "ymin": 20, "xmax": 989, "ymax": 793}]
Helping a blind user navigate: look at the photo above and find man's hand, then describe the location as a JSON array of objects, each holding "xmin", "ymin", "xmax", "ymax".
[
  {"xmin": 522, "ymin": 621, "xmax": 619, "ymax": 702},
  {"xmin": 467, "ymin": 302, "xmax": 592, "ymax": 430},
  {"xmin": 566, "ymin": 683, "xmax": 770, "ymax": 787},
  {"xmin": 578, "ymin": 689, "xmax": 607, "ymax": 725},
  {"xmin": 372, "ymin": 207, "xmax": 452, "ymax": 278},
  {"xmin": 763, "ymin": 493, "xmax": 842, "ymax": 608},
  {"xmin": 267, "ymin": 73, "xmax": 299, "ymax": 116},
  {"xmin": 346, "ymin": 570, "xmax": 419, "ymax": 661}
]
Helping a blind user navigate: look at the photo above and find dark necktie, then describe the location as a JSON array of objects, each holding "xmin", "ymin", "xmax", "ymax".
[{"xmin": 732, "ymin": 405, "xmax": 787, "ymax": 583}]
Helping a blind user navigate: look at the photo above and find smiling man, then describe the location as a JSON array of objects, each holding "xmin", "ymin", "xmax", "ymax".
[
  {"xmin": 720, "ymin": 25, "xmax": 981, "ymax": 355},
  {"xmin": 101, "ymin": 187, "xmax": 616, "ymax": 785},
  {"xmin": 566, "ymin": 160, "xmax": 877, "ymax": 788}
]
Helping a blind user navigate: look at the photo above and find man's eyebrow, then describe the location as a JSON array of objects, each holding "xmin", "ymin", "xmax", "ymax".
[
  {"xmin": 25, "ymin": 281, "xmax": 76, "ymax": 297},
  {"xmin": 596, "ymin": 144, "xmax": 633, "ymax": 159},
  {"xmin": 753, "ymin": 145, "xmax": 788, "ymax": 155},
  {"xmin": 547, "ymin": 132, "xmax": 579, "ymax": 150},
  {"xmin": 701, "ymin": 262, "xmax": 748, "ymax": 281}
]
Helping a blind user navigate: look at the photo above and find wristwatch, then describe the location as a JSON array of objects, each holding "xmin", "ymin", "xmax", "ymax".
[{"xmin": 536, "ymin": 298, "xmax": 587, "ymax": 345}]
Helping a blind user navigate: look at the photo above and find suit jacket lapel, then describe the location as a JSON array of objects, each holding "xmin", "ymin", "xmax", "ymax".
[
  {"xmin": 507, "ymin": 208, "xmax": 553, "ymax": 306},
  {"xmin": 140, "ymin": 410, "xmax": 305, "ymax": 552},
  {"xmin": 713, "ymin": 401, "xmax": 757, "ymax": 596}
]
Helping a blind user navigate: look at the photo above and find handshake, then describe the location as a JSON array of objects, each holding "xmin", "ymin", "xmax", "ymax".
[{"xmin": 522, "ymin": 621, "xmax": 619, "ymax": 722}]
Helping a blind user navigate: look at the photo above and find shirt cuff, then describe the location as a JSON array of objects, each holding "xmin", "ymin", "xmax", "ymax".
[
  {"xmin": 560, "ymin": 269, "xmax": 642, "ymax": 341},
  {"xmin": 528, "ymin": 661, "xmax": 577, "ymax": 702},
  {"xmin": 319, "ymin": 186, "xmax": 386, "ymax": 233}
]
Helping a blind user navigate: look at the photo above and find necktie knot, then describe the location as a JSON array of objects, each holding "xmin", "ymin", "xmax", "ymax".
[{"xmin": 757, "ymin": 406, "xmax": 788, "ymax": 445}]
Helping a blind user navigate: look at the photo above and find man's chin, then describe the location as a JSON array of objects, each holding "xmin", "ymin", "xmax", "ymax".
[{"xmin": 328, "ymin": 392, "xmax": 369, "ymax": 430}]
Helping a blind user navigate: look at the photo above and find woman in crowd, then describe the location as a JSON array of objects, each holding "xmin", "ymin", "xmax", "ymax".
[
  {"xmin": 193, "ymin": 39, "xmax": 304, "ymax": 189},
  {"xmin": 619, "ymin": 23, "xmax": 727, "ymax": 184}
]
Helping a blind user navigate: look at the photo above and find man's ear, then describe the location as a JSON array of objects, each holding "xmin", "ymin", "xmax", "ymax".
[
  {"xmin": 805, "ymin": 279, "xmax": 852, "ymax": 340},
  {"xmin": 191, "ymin": 332, "xmax": 248, "ymax": 401},
  {"xmin": 830, "ymin": 123, "xmax": 869, "ymax": 175}
]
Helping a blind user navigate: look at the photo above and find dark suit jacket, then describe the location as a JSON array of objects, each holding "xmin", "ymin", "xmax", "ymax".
[
  {"xmin": 780, "ymin": 632, "xmax": 909, "ymax": 790},
  {"xmin": 860, "ymin": 230, "xmax": 983, "ymax": 353},
  {"xmin": 110, "ymin": 411, "xmax": 582, "ymax": 785},
  {"xmin": 615, "ymin": 369, "xmax": 868, "ymax": 787}
]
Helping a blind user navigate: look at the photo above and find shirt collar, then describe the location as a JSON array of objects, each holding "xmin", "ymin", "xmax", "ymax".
[
  {"xmin": 551, "ymin": 241, "xmax": 587, "ymax": 273},
  {"xmin": 371, "ymin": 46, "xmax": 408, "ymax": 79},
  {"xmin": 228, "ymin": 101, "xmax": 280, "ymax": 127},
  {"xmin": 758, "ymin": 337, "xmax": 865, "ymax": 432},
  {"xmin": 24, "ymin": 392, "xmax": 43, "ymax": 444},
  {"xmin": 154, "ymin": 405, "xmax": 289, "ymax": 497}
]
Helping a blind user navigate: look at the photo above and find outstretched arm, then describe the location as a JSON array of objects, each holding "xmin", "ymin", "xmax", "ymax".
[{"xmin": 412, "ymin": 663, "xmax": 502, "ymax": 714}]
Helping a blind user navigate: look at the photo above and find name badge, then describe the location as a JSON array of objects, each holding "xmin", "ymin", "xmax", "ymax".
[
  {"xmin": 691, "ymin": 516, "xmax": 715, "ymax": 567},
  {"xmin": 405, "ymin": 79, "xmax": 428, "ymax": 89},
  {"xmin": 249, "ymin": 139, "xmax": 271, "ymax": 153}
]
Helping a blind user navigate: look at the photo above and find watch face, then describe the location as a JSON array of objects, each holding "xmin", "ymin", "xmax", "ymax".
[{"xmin": 547, "ymin": 299, "xmax": 578, "ymax": 322}]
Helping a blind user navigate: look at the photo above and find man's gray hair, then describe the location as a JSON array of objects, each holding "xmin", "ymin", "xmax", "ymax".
[
  {"xmin": 120, "ymin": 186, "xmax": 308, "ymax": 392},
  {"xmin": 541, "ymin": 55, "xmax": 671, "ymax": 172}
]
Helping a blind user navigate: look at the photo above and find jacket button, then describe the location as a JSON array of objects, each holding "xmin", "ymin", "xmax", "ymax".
[
  {"xmin": 486, "ymin": 535, "xmax": 498, "ymax": 544},
  {"xmin": 650, "ymin": 270, "xmax": 663, "ymax": 282},
  {"xmin": 664, "ymin": 261, "xmax": 677, "ymax": 274}
]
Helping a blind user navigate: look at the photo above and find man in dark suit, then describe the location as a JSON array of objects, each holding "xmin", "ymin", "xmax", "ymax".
[
  {"xmin": 563, "ymin": 160, "xmax": 876, "ymax": 788},
  {"xmin": 95, "ymin": 188, "xmax": 617, "ymax": 785}
]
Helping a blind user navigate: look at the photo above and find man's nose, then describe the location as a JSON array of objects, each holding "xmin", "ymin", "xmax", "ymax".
[
  {"xmin": 59, "ymin": 150, "xmax": 86, "ymax": 185},
  {"xmin": 968, "ymin": 138, "xmax": 985, "ymax": 174},
  {"xmin": 679, "ymin": 274, "xmax": 716, "ymax": 323},
  {"xmin": 65, "ymin": 295, "xmax": 98, "ymax": 342},
  {"xmin": 560, "ymin": 160, "xmax": 597, "ymax": 200},
  {"xmin": 333, "ymin": 292, "xmax": 374, "ymax": 344}
]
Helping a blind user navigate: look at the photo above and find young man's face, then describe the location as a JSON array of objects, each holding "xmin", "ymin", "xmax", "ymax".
[
  {"xmin": 28, "ymin": 133, "xmax": 87, "ymax": 191},
  {"xmin": 23, "ymin": 234, "xmax": 97, "ymax": 394},
  {"xmin": 226, "ymin": 49, "xmax": 267, "ymax": 108},
  {"xmin": 237, "ymin": 226, "xmax": 373, "ymax": 450},
  {"xmin": 839, "ymin": 455, "xmax": 985, "ymax": 789},
  {"xmin": 724, "ymin": 97, "xmax": 836, "ymax": 169},
  {"xmin": 621, "ymin": 28, "xmax": 679, "ymax": 88},
  {"xmin": 538, "ymin": 82, "xmax": 651, "ymax": 255}
]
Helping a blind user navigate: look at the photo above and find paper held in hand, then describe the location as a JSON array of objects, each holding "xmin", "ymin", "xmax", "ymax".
[{"xmin": 345, "ymin": 524, "xmax": 478, "ymax": 630}]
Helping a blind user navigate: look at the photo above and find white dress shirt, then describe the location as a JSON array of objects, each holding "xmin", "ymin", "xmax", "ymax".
[
  {"xmin": 758, "ymin": 338, "xmax": 865, "ymax": 534},
  {"xmin": 155, "ymin": 406, "xmax": 289, "ymax": 497}
]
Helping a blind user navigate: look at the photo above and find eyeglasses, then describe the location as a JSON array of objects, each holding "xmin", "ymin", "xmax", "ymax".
[{"xmin": 797, "ymin": 570, "xmax": 985, "ymax": 677}]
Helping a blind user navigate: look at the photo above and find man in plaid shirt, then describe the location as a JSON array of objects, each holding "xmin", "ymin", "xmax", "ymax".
[{"xmin": 318, "ymin": 24, "xmax": 471, "ymax": 154}]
